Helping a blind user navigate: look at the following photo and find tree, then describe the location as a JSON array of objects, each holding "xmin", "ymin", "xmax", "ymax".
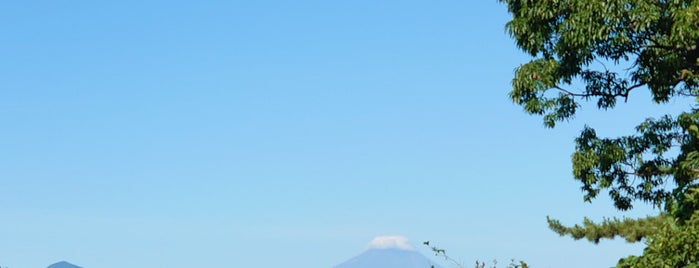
[{"xmin": 499, "ymin": 0, "xmax": 699, "ymax": 266}]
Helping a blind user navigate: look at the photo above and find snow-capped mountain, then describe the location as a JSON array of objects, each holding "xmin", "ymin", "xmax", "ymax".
[{"xmin": 334, "ymin": 236, "xmax": 441, "ymax": 268}]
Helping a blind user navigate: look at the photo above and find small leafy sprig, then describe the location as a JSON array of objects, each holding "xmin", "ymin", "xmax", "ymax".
[{"xmin": 423, "ymin": 241, "xmax": 529, "ymax": 268}]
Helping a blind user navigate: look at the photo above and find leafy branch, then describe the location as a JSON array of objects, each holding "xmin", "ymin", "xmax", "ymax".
[{"xmin": 422, "ymin": 241, "xmax": 529, "ymax": 268}]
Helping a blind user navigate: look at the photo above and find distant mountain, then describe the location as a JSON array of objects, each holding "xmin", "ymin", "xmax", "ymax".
[
  {"xmin": 334, "ymin": 248, "xmax": 441, "ymax": 268},
  {"xmin": 47, "ymin": 261, "xmax": 82, "ymax": 268},
  {"xmin": 335, "ymin": 236, "xmax": 442, "ymax": 268}
]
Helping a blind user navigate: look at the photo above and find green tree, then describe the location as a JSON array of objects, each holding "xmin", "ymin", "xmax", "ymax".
[{"xmin": 499, "ymin": 0, "xmax": 699, "ymax": 266}]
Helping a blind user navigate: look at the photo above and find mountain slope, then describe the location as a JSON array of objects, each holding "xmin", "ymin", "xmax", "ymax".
[
  {"xmin": 47, "ymin": 261, "xmax": 82, "ymax": 268},
  {"xmin": 334, "ymin": 248, "xmax": 441, "ymax": 268}
]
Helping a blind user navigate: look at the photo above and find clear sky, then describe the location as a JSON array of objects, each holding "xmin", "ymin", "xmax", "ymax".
[{"xmin": 1, "ymin": 1, "xmax": 694, "ymax": 268}]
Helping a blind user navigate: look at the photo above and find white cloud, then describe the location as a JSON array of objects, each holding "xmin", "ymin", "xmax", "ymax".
[{"xmin": 367, "ymin": 235, "xmax": 415, "ymax": 251}]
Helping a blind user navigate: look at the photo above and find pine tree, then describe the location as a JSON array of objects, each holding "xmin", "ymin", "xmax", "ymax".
[{"xmin": 500, "ymin": 0, "xmax": 699, "ymax": 266}]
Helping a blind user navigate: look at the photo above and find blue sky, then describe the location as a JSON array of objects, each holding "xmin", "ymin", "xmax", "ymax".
[{"xmin": 1, "ymin": 1, "xmax": 694, "ymax": 268}]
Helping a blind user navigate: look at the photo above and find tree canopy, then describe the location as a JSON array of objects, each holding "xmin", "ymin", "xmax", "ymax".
[{"xmin": 500, "ymin": 0, "xmax": 699, "ymax": 266}]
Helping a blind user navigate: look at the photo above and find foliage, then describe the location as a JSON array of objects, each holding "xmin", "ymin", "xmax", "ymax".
[
  {"xmin": 423, "ymin": 241, "xmax": 529, "ymax": 268},
  {"xmin": 547, "ymin": 214, "xmax": 670, "ymax": 243},
  {"xmin": 617, "ymin": 211, "xmax": 699, "ymax": 267},
  {"xmin": 500, "ymin": 0, "xmax": 699, "ymax": 266}
]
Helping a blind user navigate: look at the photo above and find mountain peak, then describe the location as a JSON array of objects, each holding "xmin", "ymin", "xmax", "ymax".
[
  {"xmin": 47, "ymin": 261, "xmax": 82, "ymax": 268},
  {"xmin": 367, "ymin": 235, "xmax": 415, "ymax": 251},
  {"xmin": 335, "ymin": 236, "xmax": 441, "ymax": 268}
]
